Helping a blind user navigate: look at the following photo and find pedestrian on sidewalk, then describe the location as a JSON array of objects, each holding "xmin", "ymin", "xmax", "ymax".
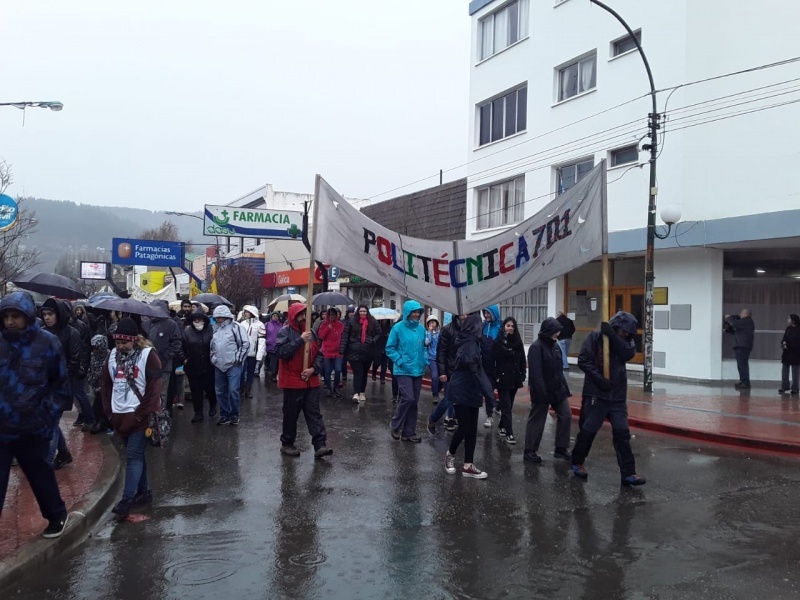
[
  {"xmin": 779, "ymin": 313, "xmax": 800, "ymax": 395},
  {"xmin": 210, "ymin": 305, "xmax": 249, "ymax": 426},
  {"xmin": 317, "ymin": 307, "xmax": 344, "ymax": 397},
  {"xmin": 276, "ymin": 304, "xmax": 332, "ymax": 458},
  {"xmin": 182, "ymin": 310, "xmax": 218, "ymax": 422},
  {"xmin": 240, "ymin": 305, "xmax": 263, "ymax": 399},
  {"xmin": 570, "ymin": 311, "xmax": 646, "ymax": 486},
  {"xmin": 41, "ymin": 298, "xmax": 86, "ymax": 469},
  {"xmin": 0, "ymin": 292, "xmax": 72, "ymax": 539},
  {"xmin": 427, "ymin": 312, "xmax": 464, "ymax": 434},
  {"xmin": 481, "ymin": 305, "xmax": 502, "ymax": 427},
  {"xmin": 425, "ymin": 316, "xmax": 442, "ymax": 401},
  {"xmin": 724, "ymin": 309, "xmax": 755, "ymax": 390},
  {"xmin": 88, "ymin": 334, "xmax": 112, "ymax": 435},
  {"xmin": 142, "ymin": 300, "xmax": 183, "ymax": 412},
  {"xmin": 340, "ymin": 304, "xmax": 381, "ymax": 403},
  {"xmin": 492, "ymin": 316, "xmax": 527, "ymax": 445},
  {"xmin": 556, "ymin": 311, "xmax": 575, "ymax": 370},
  {"xmin": 259, "ymin": 311, "xmax": 283, "ymax": 383},
  {"xmin": 388, "ymin": 300, "xmax": 427, "ymax": 442},
  {"xmin": 444, "ymin": 313, "xmax": 489, "ymax": 479},
  {"xmin": 523, "ymin": 317, "xmax": 571, "ymax": 462},
  {"xmin": 101, "ymin": 317, "xmax": 162, "ymax": 519}
]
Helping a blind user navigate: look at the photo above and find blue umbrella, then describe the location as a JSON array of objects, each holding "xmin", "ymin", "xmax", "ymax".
[
  {"xmin": 369, "ymin": 307, "xmax": 401, "ymax": 321},
  {"xmin": 87, "ymin": 292, "xmax": 119, "ymax": 307}
]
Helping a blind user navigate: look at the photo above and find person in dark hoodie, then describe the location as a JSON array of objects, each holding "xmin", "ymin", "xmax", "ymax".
[
  {"xmin": 491, "ymin": 316, "xmax": 527, "ymax": 445},
  {"xmin": 428, "ymin": 312, "xmax": 465, "ymax": 434},
  {"xmin": 0, "ymin": 291, "xmax": 72, "ymax": 539},
  {"xmin": 275, "ymin": 304, "xmax": 332, "ymax": 458},
  {"xmin": 444, "ymin": 313, "xmax": 489, "ymax": 479},
  {"xmin": 779, "ymin": 314, "xmax": 800, "ymax": 395},
  {"xmin": 57, "ymin": 300, "xmax": 92, "ymax": 430},
  {"xmin": 142, "ymin": 299, "xmax": 184, "ymax": 411},
  {"xmin": 480, "ymin": 305, "xmax": 501, "ymax": 427},
  {"xmin": 88, "ymin": 334, "xmax": 112, "ymax": 435},
  {"xmin": 724, "ymin": 309, "xmax": 755, "ymax": 390},
  {"xmin": 570, "ymin": 311, "xmax": 646, "ymax": 486},
  {"xmin": 41, "ymin": 298, "xmax": 89, "ymax": 468},
  {"xmin": 523, "ymin": 317, "xmax": 572, "ymax": 462},
  {"xmin": 339, "ymin": 304, "xmax": 382, "ymax": 402},
  {"xmin": 182, "ymin": 310, "xmax": 218, "ymax": 422}
]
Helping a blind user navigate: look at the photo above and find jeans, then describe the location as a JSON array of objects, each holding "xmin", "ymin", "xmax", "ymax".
[
  {"xmin": 280, "ymin": 387, "xmax": 328, "ymax": 449},
  {"xmin": 782, "ymin": 363, "xmax": 800, "ymax": 393},
  {"xmin": 266, "ymin": 352, "xmax": 279, "ymax": 378},
  {"xmin": 187, "ymin": 371, "xmax": 217, "ymax": 415},
  {"xmin": 391, "ymin": 375, "xmax": 423, "ymax": 437},
  {"xmin": 215, "ymin": 364, "xmax": 243, "ymax": 419},
  {"xmin": 571, "ymin": 397, "xmax": 636, "ymax": 477},
  {"xmin": 449, "ymin": 405, "xmax": 479, "ymax": 463},
  {"xmin": 48, "ymin": 411, "xmax": 68, "ymax": 464},
  {"xmin": 372, "ymin": 353, "xmax": 388, "ymax": 381},
  {"xmin": 121, "ymin": 430, "xmax": 149, "ymax": 501},
  {"xmin": 323, "ymin": 356, "xmax": 343, "ymax": 391},
  {"xmin": 524, "ymin": 398, "xmax": 572, "ymax": 453},
  {"xmin": 71, "ymin": 376, "xmax": 94, "ymax": 424},
  {"xmin": 430, "ymin": 387, "xmax": 455, "ymax": 423},
  {"xmin": 497, "ymin": 388, "xmax": 518, "ymax": 435},
  {"xmin": 734, "ymin": 347, "xmax": 752, "ymax": 386},
  {"xmin": 557, "ymin": 338, "xmax": 572, "ymax": 369},
  {"xmin": 159, "ymin": 372, "xmax": 171, "ymax": 410},
  {"xmin": 351, "ymin": 359, "xmax": 372, "ymax": 394},
  {"xmin": 0, "ymin": 435, "xmax": 67, "ymax": 521},
  {"xmin": 477, "ymin": 369, "xmax": 495, "ymax": 417},
  {"xmin": 428, "ymin": 359, "xmax": 440, "ymax": 396},
  {"xmin": 243, "ymin": 356, "xmax": 257, "ymax": 389}
]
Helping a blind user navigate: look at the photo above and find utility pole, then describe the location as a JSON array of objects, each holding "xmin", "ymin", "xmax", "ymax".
[{"xmin": 589, "ymin": 0, "xmax": 660, "ymax": 393}]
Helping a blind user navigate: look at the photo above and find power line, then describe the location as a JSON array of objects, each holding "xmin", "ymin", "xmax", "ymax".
[{"xmin": 656, "ymin": 56, "xmax": 800, "ymax": 94}]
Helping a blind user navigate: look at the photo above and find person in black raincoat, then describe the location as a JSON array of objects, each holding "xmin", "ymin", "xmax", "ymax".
[
  {"xmin": 724, "ymin": 309, "xmax": 755, "ymax": 390},
  {"xmin": 523, "ymin": 317, "xmax": 571, "ymax": 463},
  {"xmin": 779, "ymin": 313, "xmax": 800, "ymax": 395},
  {"xmin": 491, "ymin": 316, "xmax": 526, "ymax": 444},
  {"xmin": 182, "ymin": 310, "xmax": 218, "ymax": 422}
]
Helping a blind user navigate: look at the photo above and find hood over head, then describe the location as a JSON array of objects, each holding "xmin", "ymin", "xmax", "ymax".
[
  {"xmin": 288, "ymin": 303, "xmax": 308, "ymax": 330},
  {"xmin": 242, "ymin": 305, "xmax": 259, "ymax": 319},
  {"xmin": 212, "ymin": 305, "xmax": 234, "ymax": 320},
  {"xmin": 0, "ymin": 291, "xmax": 38, "ymax": 328},
  {"xmin": 91, "ymin": 334, "xmax": 108, "ymax": 351},
  {"xmin": 538, "ymin": 317, "xmax": 563, "ymax": 338},
  {"xmin": 443, "ymin": 312, "xmax": 453, "ymax": 327},
  {"xmin": 791, "ymin": 314, "xmax": 800, "ymax": 327},
  {"xmin": 149, "ymin": 299, "xmax": 170, "ymax": 320},
  {"xmin": 483, "ymin": 305, "xmax": 501, "ymax": 324},
  {"xmin": 189, "ymin": 309, "xmax": 210, "ymax": 326},
  {"xmin": 402, "ymin": 300, "xmax": 423, "ymax": 322},
  {"xmin": 42, "ymin": 297, "xmax": 70, "ymax": 328},
  {"xmin": 460, "ymin": 313, "xmax": 483, "ymax": 338}
]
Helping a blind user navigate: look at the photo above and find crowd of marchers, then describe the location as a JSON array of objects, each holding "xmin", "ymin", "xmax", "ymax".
[{"xmin": 3, "ymin": 290, "xmax": 800, "ymax": 540}]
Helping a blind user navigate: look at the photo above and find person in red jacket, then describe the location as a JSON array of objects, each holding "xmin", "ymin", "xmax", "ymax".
[
  {"xmin": 317, "ymin": 307, "xmax": 344, "ymax": 397},
  {"xmin": 275, "ymin": 304, "xmax": 333, "ymax": 458}
]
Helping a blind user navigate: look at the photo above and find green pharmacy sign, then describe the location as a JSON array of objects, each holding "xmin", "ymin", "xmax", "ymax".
[{"xmin": 204, "ymin": 204, "xmax": 304, "ymax": 240}]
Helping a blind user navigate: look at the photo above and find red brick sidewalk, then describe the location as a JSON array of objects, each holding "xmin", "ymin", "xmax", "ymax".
[{"xmin": 0, "ymin": 415, "xmax": 108, "ymax": 563}]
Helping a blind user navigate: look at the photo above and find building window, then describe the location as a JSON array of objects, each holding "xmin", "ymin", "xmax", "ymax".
[
  {"xmin": 610, "ymin": 145, "xmax": 639, "ymax": 167},
  {"xmin": 612, "ymin": 29, "xmax": 641, "ymax": 57},
  {"xmin": 478, "ymin": 85, "xmax": 527, "ymax": 146},
  {"xmin": 558, "ymin": 53, "xmax": 596, "ymax": 101},
  {"xmin": 476, "ymin": 176, "xmax": 525, "ymax": 230},
  {"xmin": 556, "ymin": 158, "xmax": 594, "ymax": 194},
  {"xmin": 478, "ymin": 0, "xmax": 530, "ymax": 61},
  {"xmin": 499, "ymin": 286, "xmax": 549, "ymax": 344}
]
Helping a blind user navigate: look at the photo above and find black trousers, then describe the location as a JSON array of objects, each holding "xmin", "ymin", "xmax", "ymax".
[
  {"xmin": 281, "ymin": 387, "xmax": 327, "ymax": 450},
  {"xmin": 371, "ymin": 353, "xmax": 388, "ymax": 380},
  {"xmin": 91, "ymin": 388, "xmax": 109, "ymax": 429},
  {"xmin": 350, "ymin": 359, "xmax": 372, "ymax": 394},
  {"xmin": 571, "ymin": 397, "xmax": 636, "ymax": 478},
  {"xmin": 497, "ymin": 388, "xmax": 518, "ymax": 434},
  {"xmin": 0, "ymin": 435, "xmax": 67, "ymax": 521},
  {"xmin": 187, "ymin": 371, "xmax": 217, "ymax": 415},
  {"xmin": 449, "ymin": 405, "xmax": 479, "ymax": 464}
]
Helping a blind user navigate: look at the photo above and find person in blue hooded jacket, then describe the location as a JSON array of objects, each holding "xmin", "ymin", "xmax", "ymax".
[
  {"xmin": 387, "ymin": 300, "xmax": 427, "ymax": 442},
  {"xmin": 480, "ymin": 305, "xmax": 502, "ymax": 427}
]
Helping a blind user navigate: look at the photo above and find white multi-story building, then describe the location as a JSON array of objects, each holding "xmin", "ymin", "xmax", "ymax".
[{"xmin": 466, "ymin": 0, "xmax": 800, "ymax": 381}]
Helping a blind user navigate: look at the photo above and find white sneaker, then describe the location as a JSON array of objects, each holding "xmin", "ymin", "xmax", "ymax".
[
  {"xmin": 359, "ymin": 393, "xmax": 366, "ymax": 402},
  {"xmin": 352, "ymin": 394, "xmax": 360, "ymax": 402},
  {"xmin": 444, "ymin": 452, "xmax": 456, "ymax": 475},
  {"xmin": 462, "ymin": 464, "xmax": 488, "ymax": 479},
  {"xmin": 505, "ymin": 434, "xmax": 517, "ymax": 444},
  {"xmin": 483, "ymin": 416, "xmax": 493, "ymax": 428}
]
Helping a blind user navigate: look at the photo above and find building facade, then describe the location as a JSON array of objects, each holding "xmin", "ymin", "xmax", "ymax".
[{"xmin": 466, "ymin": 0, "xmax": 800, "ymax": 381}]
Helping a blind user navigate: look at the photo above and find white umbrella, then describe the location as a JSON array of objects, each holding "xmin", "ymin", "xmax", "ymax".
[
  {"xmin": 369, "ymin": 307, "xmax": 401, "ymax": 321},
  {"xmin": 268, "ymin": 293, "xmax": 306, "ymax": 313}
]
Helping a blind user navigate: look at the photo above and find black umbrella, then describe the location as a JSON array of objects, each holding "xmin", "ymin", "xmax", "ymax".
[
  {"xmin": 87, "ymin": 292, "xmax": 120, "ymax": 307},
  {"xmin": 94, "ymin": 298, "xmax": 169, "ymax": 318},
  {"xmin": 311, "ymin": 292, "xmax": 354, "ymax": 306},
  {"xmin": 12, "ymin": 273, "xmax": 87, "ymax": 300},
  {"xmin": 191, "ymin": 293, "xmax": 233, "ymax": 307}
]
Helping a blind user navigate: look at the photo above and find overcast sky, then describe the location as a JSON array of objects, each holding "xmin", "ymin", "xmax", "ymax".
[{"xmin": 0, "ymin": 0, "xmax": 470, "ymax": 210}]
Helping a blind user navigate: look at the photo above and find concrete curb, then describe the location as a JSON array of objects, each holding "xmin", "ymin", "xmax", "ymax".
[{"xmin": 0, "ymin": 436, "xmax": 122, "ymax": 592}]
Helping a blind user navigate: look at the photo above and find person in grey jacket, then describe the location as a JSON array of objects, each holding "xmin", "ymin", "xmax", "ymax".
[
  {"xmin": 211, "ymin": 305, "xmax": 249, "ymax": 425},
  {"xmin": 142, "ymin": 299, "xmax": 184, "ymax": 411},
  {"xmin": 724, "ymin": 309, "xmax": 755, "ymax": 390}
]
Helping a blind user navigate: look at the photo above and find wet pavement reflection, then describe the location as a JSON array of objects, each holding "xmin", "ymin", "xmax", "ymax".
[{"xmin": 4, "ymin": 378, "xmax": 800, "ymax": 599}]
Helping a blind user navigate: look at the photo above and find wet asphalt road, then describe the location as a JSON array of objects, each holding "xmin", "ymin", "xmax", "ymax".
[{"xmin": 5, "ymin": 375, "xmax": 800, "ymax": 600}]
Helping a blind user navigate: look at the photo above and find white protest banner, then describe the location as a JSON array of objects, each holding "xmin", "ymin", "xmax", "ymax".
[
  {"xmin": 312, "ymin": 162, "xmax": 606, "ymax": 314},
  {"xmin": 129, "ymin": 282, "xmax": 177, "ymax": 304}
]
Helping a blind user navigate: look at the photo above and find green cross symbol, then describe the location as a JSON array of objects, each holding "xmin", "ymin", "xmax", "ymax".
[
  {"xmin": 287, "ymin": 223, "xmax": 301, "ymax": 239},
  {"xmin": 213, "ymin": 210, "xmax": 230, "ymax": 226}
]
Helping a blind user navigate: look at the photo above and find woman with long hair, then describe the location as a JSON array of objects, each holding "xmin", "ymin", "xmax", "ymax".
[
  {"xmin": 339, "ymin": 304, "xmax": 382, "ymax": 402},
  {"xmin": 491, "ymin": 316, "xmax": 526, "ymax": 444}
]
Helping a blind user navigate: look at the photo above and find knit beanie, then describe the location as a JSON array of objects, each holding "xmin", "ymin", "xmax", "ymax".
[{"xmin": 112, "ymin": 317, "xmax": 139, "ymax": 341}]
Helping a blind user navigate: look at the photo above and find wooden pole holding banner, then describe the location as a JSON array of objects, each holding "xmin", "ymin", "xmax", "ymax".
[
  {"xmin": 600, "ymin": 160, "xmax": 610, "ymax": 379},
  {"xmin": 302, "ymin": 175, "xmax": 322, "ymax": 370}
]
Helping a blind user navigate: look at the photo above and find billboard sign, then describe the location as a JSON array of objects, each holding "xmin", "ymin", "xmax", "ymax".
[
  {"xmin": 80, "ymin": 261, "xmax": 109, "ymax": 280},
  {"xmin": 204, "ymin": 205, "xmax": 303, "ymax": 240},
  {"xmin": 0, "ymin": 194, "xmax": 19, "ymax": 232},
  {"xmin": 112, "ymin": 238, "xmax": 184, "ymax": 267}
]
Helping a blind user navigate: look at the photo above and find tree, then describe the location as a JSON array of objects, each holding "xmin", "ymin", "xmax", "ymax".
[
  {"xmin": 139, "ymin": 220, "xmax": 180, "ymax": 241},
  {"xmin": 215, "ymin": 261, "xmax": 262, "ymax": 311},
  {"xmin": 0, "ymin": 160, "xmax": 41, "ymax": 293}
]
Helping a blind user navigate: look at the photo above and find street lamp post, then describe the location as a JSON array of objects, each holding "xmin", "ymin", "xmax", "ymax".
[{"xmin": 589, "ymin": 0, "xmax": 660, "ymax": 393}]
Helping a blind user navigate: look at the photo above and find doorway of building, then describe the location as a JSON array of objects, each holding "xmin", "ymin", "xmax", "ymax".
[{"xmin": 612, "ymin": 287, "xmax": 644, "ymax": 363}]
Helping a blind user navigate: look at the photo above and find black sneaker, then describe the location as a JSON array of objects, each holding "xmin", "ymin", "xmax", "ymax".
[
  {"xmin": 280, "ymin": 444, "xmax": 300, "ymax": 456},
  {"xmin": 314, "ymin": 446, "xmax": 333, "ymax": 458},
  {"xmin": 217, "ymin": 417, "xmax": 231, "ymax": 426},
  {"xmin": 111, "ymin": 497, "xmax": 134, "ymax": 518},
  {"xmin": 191, "ymin": 414, "xmax": 204, "ymax": 423},
  {"xmin": 230, "ymin": 416, "xmax": 240, "ymax": 426},
  {"xmin": 132, "ymin": 490, "xmax": 153, "ymax": 506},
  {"xmin": 445, "ymin": 418, "xmax": 457, "ymax": 432},
  {"xmin": 391, "ymin": 396, "xmax": 398, "ymax": 403},
  {"xmin": 523, "ymin": 451, "xmax": 542, "ymax": 463},
  {"xmin": 554, "ymin": 447, "xmax": 572, "ymax": 460},
  {"xmin": 209, "ymin": 407, "xmax": 218, "ymax": 417},
  {"xmin": 621, "ymin": 474, "xmax": 647, "ymax": 486},
  {"xmin": 498, "ymin": 427, "xmax": 507, "ymax": 438},
  {"xmin": 53, "ymin": 451, "xmax": 73, "ymax": 470},
  {"xmin": 72, "ymin": 417, "xmax": 85, "ymax": 427},
  {"xmin": 426, "ymin": 419, "xmax": 436, "ymax": 435},
  {"xmin": 42, "ymin": 514, "xmax": 69, "ymax": 539},
  {"xmin": 401, "ymin": 434, "xmax": 422, "ymax": 443},
  {"xmin": 390, "ymin": 425, "xmax": 401, "ymax": 440}
]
